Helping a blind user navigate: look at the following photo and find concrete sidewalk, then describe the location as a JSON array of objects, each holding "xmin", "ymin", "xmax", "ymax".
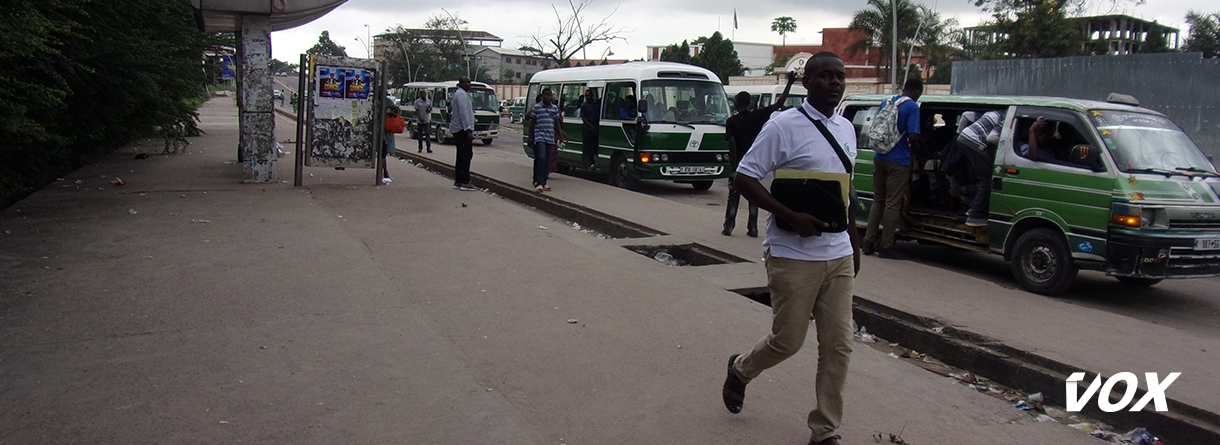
[
  {"xmin": 0, "ymin": 97, "xmax": 1112, "ymax": 444},
  {"xmin": 405, "ymin": 123, "xmax": 1220, "ymax": 429}
]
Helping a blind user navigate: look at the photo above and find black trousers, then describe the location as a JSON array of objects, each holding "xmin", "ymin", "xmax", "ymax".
[
  {"xmin": 454, "ymin": 130, "xmax": 473, "ymax": 185},
  {"xmin": 583, "ymin": 125, "xmax": 599, "ymax": 168}
]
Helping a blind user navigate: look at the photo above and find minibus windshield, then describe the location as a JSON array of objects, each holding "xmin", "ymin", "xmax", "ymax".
[
  {"xmin": 1091, "ymin": 110, "xmax": 1216, "ymax": 174},
  {"xmin": 469, "ymin": 89, "xmax": 499, "ymax": 113},
  {"xmin": 641, "ymin": 80, "xmax": 730, "ymax": 125}
]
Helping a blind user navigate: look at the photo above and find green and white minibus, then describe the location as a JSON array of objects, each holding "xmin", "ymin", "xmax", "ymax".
[
  {"xmin": 839, "ymin": 94, "xmax": 1220, "ymax": 295},
  {"xmin": 523, "ymin": 62, "xmax": 733, "ymax": 190},
  {"xmin": 396, "ymin": 81, "xmax": 500, "ymax": 145}
]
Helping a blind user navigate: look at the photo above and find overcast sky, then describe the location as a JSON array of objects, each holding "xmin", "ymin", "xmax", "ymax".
[{"xmin": 270, "ymin": 0, "xmax": 1212, "ymax": 62}]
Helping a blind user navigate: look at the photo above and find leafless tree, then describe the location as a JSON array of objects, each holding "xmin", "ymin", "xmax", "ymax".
[{"xmin": 520, "ymin": 0, "xmax": 631, "ymax": 68}]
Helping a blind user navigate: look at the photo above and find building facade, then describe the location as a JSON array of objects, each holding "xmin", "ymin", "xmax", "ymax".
[{"xmin": 471, "ymin": 47, "xmax": 552, "ymax": 84}]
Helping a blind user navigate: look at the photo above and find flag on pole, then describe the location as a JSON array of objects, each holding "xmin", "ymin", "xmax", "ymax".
[{"xmin": 734, "ymin": 9, "xmax": 738, "ymax": 29}]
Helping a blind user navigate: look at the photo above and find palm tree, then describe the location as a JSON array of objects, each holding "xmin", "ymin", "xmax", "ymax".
[
  {"xmin": 847, "ymin": 0, "xmax": 921, "ymax": 84},
  {"xmin": 771, "ymin": 16, "xmax": 797, "ymax": 47}
]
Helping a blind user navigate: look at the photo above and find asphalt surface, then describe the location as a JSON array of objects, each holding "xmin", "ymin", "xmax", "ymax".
[{"xmin": 0, "ymin": 96, "xmax": 1203, "ymax": 444}]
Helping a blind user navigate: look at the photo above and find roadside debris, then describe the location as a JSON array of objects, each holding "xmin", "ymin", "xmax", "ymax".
[
  {"xmin": 191, "ymin": 219, "xmax": 211, "ymax": 223},
  {"xmin": 110, "ymin": 177, "xmax": 126, "ymax": 186},
  {"xmin": 653, "ymin": 251, "xmax": 684, "ymax": 267},
  {"xmin": 854, "ymin": 326, "xmax": 877, "ymax": 343},
  {"xmin": 538, "ymin": 225, "xmax": 548, "ymax": 230},
  {"xmin": 567, "ymin": 319, "xmax": 578, "ymax": 324},
  {"xmin": 127, "ymin": 209, "xmax": 137, "ymax": 215}
]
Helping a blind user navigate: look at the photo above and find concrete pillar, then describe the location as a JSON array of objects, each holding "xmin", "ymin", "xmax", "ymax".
[{"xmin": 238, "ymin": 15, "xmax": 275, "ymax": 182}]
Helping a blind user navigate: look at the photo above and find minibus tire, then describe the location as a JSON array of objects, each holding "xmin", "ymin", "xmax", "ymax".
[
  {"xmin": 1115, "ymin": 276, "xmax": 1163, "ymax": 287},
  {"xmin": 1010, "ymin": 228, "xmax": 1077, "ymax": 296},
  {"xmin": 610, "ymin": 155, "xmax": 637, "ymax": 190},
  {"xmin": 482, "ymin": 139, "xmax": 493, "ymax": 146},
  {"xmin": 435, "ymin": 125, "xmax": 446, "ymax": 144},
  {"xmin": 691, "ymin": 180, "xmax": 714, "ymax": 191}
]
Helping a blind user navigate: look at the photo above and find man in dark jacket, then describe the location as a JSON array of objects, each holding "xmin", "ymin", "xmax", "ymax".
[{"xmin": 722, "ymin": 71, "xmax": 798, "ymax": 237}]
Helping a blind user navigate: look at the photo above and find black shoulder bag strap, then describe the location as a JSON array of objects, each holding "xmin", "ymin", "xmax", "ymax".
[{"xmin": 796, "ymin": 107, "xmax": 861, "ymax": 219}]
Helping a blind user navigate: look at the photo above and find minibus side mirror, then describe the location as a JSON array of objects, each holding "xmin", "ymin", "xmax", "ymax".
[
  {"xmin": 638, "ymin": 99, "xmax": 649, "ymax": 115},
  {"xmin": 1069, "ymin": 144, "xmax": 1105, "ymax": 172}
]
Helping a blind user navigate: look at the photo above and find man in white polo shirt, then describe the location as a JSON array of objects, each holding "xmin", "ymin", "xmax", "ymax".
[{"xmin": 720, "ymin": 52, "xmax": 861, "ymax": 445}]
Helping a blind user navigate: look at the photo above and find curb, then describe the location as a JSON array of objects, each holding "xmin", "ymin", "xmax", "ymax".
[
  {"xmin": 396, "ymin": 151, "xmax": 665, "ymax": 240},
  {"xmin": 397, "ymin": 151, "xmax": 1220, "ymax": 445}
]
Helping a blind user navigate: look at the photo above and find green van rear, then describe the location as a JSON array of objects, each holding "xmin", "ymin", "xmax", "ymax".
[{"xmin": 839, "ymin": 94, "xmax": 1220, "ymax": 295}]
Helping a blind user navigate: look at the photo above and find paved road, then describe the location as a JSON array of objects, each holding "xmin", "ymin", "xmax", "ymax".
[{"xmin": 488, "ymin": 124, "xmax": 1220, "ymax": 340}]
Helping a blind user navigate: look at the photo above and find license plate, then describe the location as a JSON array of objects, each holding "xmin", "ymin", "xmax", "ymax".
[
  {"xmin": 679, "ymin": 166, "xmax": 703, "ymax": 174},
  {"xmin": 1197, "ymin": 238, "xmax": 1220, "ymax": 250}
]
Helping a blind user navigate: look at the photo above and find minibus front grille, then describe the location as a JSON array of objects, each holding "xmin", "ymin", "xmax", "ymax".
[
  {"xmin": 1168, "ymin": 220, "xmax": 1220, "ymax": 230},
  {"xmin": 659, "ymin": 152, "xmax": 724, "ymax": 163}
]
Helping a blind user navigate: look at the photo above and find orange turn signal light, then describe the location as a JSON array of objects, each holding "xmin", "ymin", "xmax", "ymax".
[
  {"xmin": 640, "ymin": 153, "xmax": 651, "ymax": 163},
  {"xmin": 1111, "ymin": 214, "xmax": 1140, "ymax": 227}
]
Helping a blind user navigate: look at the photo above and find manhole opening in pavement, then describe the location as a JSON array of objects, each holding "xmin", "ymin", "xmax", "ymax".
[
  {"xmin": 624, "ymin": 243, "xmax": 750, "ymax": 267},
  {"xmin": 729, "ymin": 287, "xmax": 771, "ymax": 306}
]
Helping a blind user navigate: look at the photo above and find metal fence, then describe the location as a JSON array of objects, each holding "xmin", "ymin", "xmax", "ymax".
[{"xmin": 952, "ymin": 52, "xmax": 1220, "ymax": 164}]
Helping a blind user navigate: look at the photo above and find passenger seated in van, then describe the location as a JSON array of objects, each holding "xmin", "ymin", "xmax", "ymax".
[
  {"xmin": 620, "ymin": 95, "xmax": 638, "ymax": 119},
  {"xmin": 1019, "ymin": 118, "xmax": 1060, "ymax": 163},
  {"xmin": 662, "ymin": 107, "xmax": 678, "ymax": 121}
]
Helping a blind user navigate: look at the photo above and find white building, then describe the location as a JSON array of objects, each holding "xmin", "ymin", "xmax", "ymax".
[{"xmin": 470, "ymin": 47, "xmax": 551, "ymax": 84}]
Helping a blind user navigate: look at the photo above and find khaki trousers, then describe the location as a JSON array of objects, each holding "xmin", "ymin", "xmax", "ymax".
[
  {"xmin": 865, "ymin": 159, "xmax": 910, "ymax": 250},
  {"xmin": 734, "ymin": 253, "xmax": 855, "ymax": 442}
]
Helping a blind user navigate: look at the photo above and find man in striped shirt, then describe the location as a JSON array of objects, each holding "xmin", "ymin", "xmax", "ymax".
[
  {"xmin": 948, "ymin": 110, "xmax": 1005, "ymax": 226},
  {"xmin": 528, "ymin": 88, "xmax": 564, "ymax": 192}
]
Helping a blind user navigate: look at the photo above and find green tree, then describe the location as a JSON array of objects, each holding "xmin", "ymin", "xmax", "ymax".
[
  {"xmin": 1183, "ymin": 11, "xmax": 1220, "ymax": 58},
  {"xmin": 692, "ymin": 32, "xmax": 745, "ymax": 84},
  {"xmin": 771, "ymin": 16, "xmax": 797, "ymax": 47},
  {"xmin": 307, "ymin": 30, "xmax": 347, "ymax": 57},
  {"xmin": 1137, "ymin": 21, "xmax": 1173, "ymax": 53},
  {"xmin": 381, "ymin": 14, "xmax": 475, "ymax": 85},
  {"xmin": 660, "ymin": 40, "xmax": 693, "ymax": 65},
  {"xmin": 847, "ymin": 0, "xmax": 921, "ymax": 80},
  {"xmin": 986, "ymin": 0, "xmax": 1083, "ymax": 58},
  {"xmin": 270, "ymin": 59, "xmax": 299, "ymax": 76},
  {"xmin": 1, "ymin": 0, "xmax": 207, "ymax": 208}
]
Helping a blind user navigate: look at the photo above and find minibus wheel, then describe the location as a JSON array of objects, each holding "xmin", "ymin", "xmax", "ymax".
[
  {"xmin": 610, "ymin": 154, "xmax": 637, "ymax": 190},
  {"xmin": 1010, "ymin": 228, "xmax": 1077, "ymax": 296},
  {"xmin": 482, "ymin": 139, "xmax": 493, "ymax": 146},
  {"xmin": 691, "ymin": 180, "xmax": 713, "ymax": 191},
  {"xmin": 1115, "ymin": 276, "xmax": 1163, "ymax": 287}
]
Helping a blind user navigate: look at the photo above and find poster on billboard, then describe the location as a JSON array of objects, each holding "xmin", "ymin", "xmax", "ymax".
[{"xmin": 304, "ymin": 56, "xmax": 385, "ymax": 170}]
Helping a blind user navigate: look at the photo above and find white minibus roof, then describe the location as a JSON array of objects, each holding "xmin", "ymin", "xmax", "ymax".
[{"xmin": 528, "ymin": 62, "xmax": 723, "ymax": 85}]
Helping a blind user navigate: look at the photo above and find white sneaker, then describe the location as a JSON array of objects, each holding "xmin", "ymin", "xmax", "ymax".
[
  {"xmin": 381, "ymin": 178, "xmax": 392, "ymax": 184},
  {"xmin": 535, "ymin": 185, "xmax": 544, "ymax": 192}
]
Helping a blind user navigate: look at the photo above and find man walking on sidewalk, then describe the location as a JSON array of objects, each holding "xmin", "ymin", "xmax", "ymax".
[
  {"xmin": 414, "ymin": 89, "xmax": 433, "ymax": 153},
  {"xmin": 863, "ymin": 78, "xmax": 923, "ymax": 259},
  {"xmin": 723, "ymin": 71, "xmax": 798, "ymax": 237},
  {"xmin": 450, "ymin": 77, "xmax": 478, "ymax": 191},
  {"xmin": 720, "ymin": 52, "xmax": 861, "ymax": 445},
  {"xmin": 529, "ymin": 88, "xmax": 564, "ymax": 192}
]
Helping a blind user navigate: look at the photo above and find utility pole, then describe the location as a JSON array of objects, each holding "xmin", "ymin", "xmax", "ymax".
[{"xmin": 891, "ymin": 0, "xmax": 898, "ymax": 94}]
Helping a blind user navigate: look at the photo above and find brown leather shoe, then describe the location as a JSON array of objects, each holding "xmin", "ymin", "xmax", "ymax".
[{"xmin": 809, "ymin": 435, "xmax": 841, "ymax": 445}]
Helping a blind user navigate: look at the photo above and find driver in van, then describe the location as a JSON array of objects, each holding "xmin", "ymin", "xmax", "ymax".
[{"xmin": 1020, "ymin": 118, "xmax": 1059, "ymax": 163}]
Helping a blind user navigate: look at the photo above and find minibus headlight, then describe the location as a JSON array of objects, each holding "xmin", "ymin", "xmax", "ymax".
[{"xmin": 658, "ymin": 154, "xmax": 669, "ymax": 162}]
